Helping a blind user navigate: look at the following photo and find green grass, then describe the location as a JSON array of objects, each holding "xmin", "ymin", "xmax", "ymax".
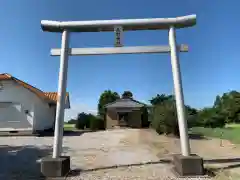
[
  {"xmin": 64, "ymin": 123, "xmax": 76, "ymax": 131},
  {"xmin": 225, "ymin": 123, "xmax": 240, "ymax": 128},
  {"xmin": 190, "ymin": 123, "xmax": 240, "ymax": 144}
]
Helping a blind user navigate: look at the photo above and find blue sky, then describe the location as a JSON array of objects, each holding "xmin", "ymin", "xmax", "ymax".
[{"xmin": 0, "ymin": 0, "xmax": 239, "ymax": 120}]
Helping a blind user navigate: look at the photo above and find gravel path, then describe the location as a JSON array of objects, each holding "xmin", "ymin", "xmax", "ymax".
[{"xmin": 0, "ymin": 129, "xmax": 213, "ymax": 180}]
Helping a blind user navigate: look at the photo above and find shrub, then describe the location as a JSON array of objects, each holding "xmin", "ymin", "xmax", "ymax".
[
  {"xmin": 75, "ymin": 119, "xmax": 85, "ymax": 129},
  {"xmin": 197, "ymin": 108, "xmax": 226, "ymax": 128},
  {"xmin": 151, "ymin": 102, "xmax": 179, "ymax": 137},
  {"xmin": 187, "ymin": 114, "xmax": 200, "ymax": 128},
  {"xmin": 89, "ymin": 116, "xmax": 105, "ymax": 130},
  {"xmin": 75, "ymin": 112, "xmax": 92, "ymax": 129},
  {"xmin": 85, "ymin": 117, "xmax": 90, "ymax": 129},
  {"xmin": 204, "ymin": 115, "xmax": 225, "ymax": 128},
  {"xmin": 75, "ymin": 112, "xmax": 105, "ymax": 130}
]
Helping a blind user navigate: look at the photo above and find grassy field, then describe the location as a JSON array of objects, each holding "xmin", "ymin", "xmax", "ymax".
[
  {"xmin": 190, "ymin": 123, "xmax": 240, "ymax": 144},
  {"xmin": 64, "ymin": 123, "xmax": 76, "ymax": 131},
  {"xmin": 225, "ymin": 123, "xmax": 240, "ymax": 128}
]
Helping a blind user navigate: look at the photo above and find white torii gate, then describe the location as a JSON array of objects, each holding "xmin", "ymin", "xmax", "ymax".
[{"xmin": 41, "ymin": 15, "xmax": 196, "ymax": 159}]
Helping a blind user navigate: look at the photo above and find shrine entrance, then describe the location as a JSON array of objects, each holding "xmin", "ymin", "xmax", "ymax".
[
  {"xmin": 104, "ymin": 98, "xmax": 145, "ymax": 129},
  {"xmin": 40, "ymin": 15, "xmax": 204, "ymax": 177}
]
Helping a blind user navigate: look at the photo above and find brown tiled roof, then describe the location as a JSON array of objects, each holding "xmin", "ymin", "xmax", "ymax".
[
  {"xmin": 44, "ymin": 92, "xmax": 69, "ymax": 102},
  {"xmin": 0, "ymin": 74, "xmax": 11, "ymax": 80},
  {"xmin": 104, "ymin": 98, "xmax": 145, "ymax": 109},
  {"xmin": 0, "ymin": 73, "xmax": 69, "ymax": 105}
]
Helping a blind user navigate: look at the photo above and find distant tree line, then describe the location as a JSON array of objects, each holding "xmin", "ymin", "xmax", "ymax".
[
  {"xmin": 150, "ymin": 91, "xmax": 240, "ymax": 136},
  {"xmin": 67, "ymin": 90, "xmax": 240, "ymax": 136},
  {"xmin": 196, "ymin": 90, "xmax": 240, "ymax": 127}
]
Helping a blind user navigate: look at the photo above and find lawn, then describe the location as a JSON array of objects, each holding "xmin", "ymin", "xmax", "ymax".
[
  {"xmin": 64, "ymin": 123, "xmax": 76, "ymax": 131},
  {"xmin": 190, "ymin": 123, "xmax": 240, "ymax": 144}
]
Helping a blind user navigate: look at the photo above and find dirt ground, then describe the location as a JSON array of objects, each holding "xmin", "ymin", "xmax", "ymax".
[
  {"xmin": 139, "ymin": 129, "xmax": 240, "ymax": 179},
  {"xmin": 0, "ymin": 128, "xmax": 240, "ymax": 179}
]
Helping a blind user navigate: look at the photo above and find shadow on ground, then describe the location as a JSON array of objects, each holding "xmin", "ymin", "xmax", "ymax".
[
  {"xmin": 205, "ymin": 158, "xmax": 240, "ymax": 171},
  {"xmin": 0, "ymin": 145, "xmax": 52, "ymax": 180},
  {"xmin": 188, "ymin": 133, "xmax": 207, "ymax": 140},
  {"xmin": 39, "ymin": 129, "xmax": 97, "ymax": 137},
  {"xmin": 67, "ymin": 159, "xmax": 172, "ymax": 177},
  {"xmin": 63, "ymin": 130, "xmax": 85, "ymax": 136}
]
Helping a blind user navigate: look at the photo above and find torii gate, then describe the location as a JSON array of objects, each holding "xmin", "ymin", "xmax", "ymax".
[{"xmin": 40, "ymin": 15, "xmax": 204, "ymax": 177}]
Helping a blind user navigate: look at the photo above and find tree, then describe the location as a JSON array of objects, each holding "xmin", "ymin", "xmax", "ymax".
[
  {"xmin": 97, "ymin": 90, "xmax": 120, "ymax": 117},
  {"xmin": 185, "ymin": 105, "xmax": 198, "ymax": 116},
  {"xmin": 150, "ymin": 94, "xmax": 179, "ymax": 136},
  {"xmin": 151, "ymin": 101, "xmax": 179, "ymax": 136},
  {"xmin": 149, "ymin": 93, "xmax": 200, "ymax": 135},
  {"xmin": 122, "ymin": 91, "xmax": 133, "ymax": 99},
  {"xmin": 197, "ymin": 107, "xmax": 225, "ymax": 128},
  {"xmin": 89, "ymin": 115, "xmax": 105, "ymax": 130},
  {"xmin": 149, "ymin": 94, "xmax": 174, "ymax": 105},
  {"xmin": 150, "ymin": 94, "xmax": 197, "ymax": 124},
  {"xmin": 212, "ymin": 91, "xmax": 240, "ymax": 123},
  {"xmin": 75, "ymin": 112, "xmax": 105, "ymax": 130},
  {"xmin": 75, "ymin": 112, "xmax": 88, "ymax": 129},
  {"xmin": 185, "ymin": 105, "xmax": 198, "ymax": 128},
  {"xmin": 213, "ymin": 95, "xmax": 221, "ymax": 108}
]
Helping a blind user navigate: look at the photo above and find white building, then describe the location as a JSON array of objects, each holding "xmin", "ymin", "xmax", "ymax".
[{"xmin": 0, "ymin": 73, "xmax": 70, "ymax": 133}]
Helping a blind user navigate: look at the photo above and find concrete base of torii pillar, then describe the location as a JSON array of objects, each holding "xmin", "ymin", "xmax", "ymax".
[
  {"xmin": 172, "ymin": 154, "xmax": 204, "ymax": 176},
  {"xmin": 40, "ymin": 156, "xmax": 71, "ymax": 178}
]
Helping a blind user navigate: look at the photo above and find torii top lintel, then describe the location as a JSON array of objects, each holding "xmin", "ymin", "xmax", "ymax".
[{"xmin": 41, "ymin": 14, "xmax": 196, "ymax": 33}]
